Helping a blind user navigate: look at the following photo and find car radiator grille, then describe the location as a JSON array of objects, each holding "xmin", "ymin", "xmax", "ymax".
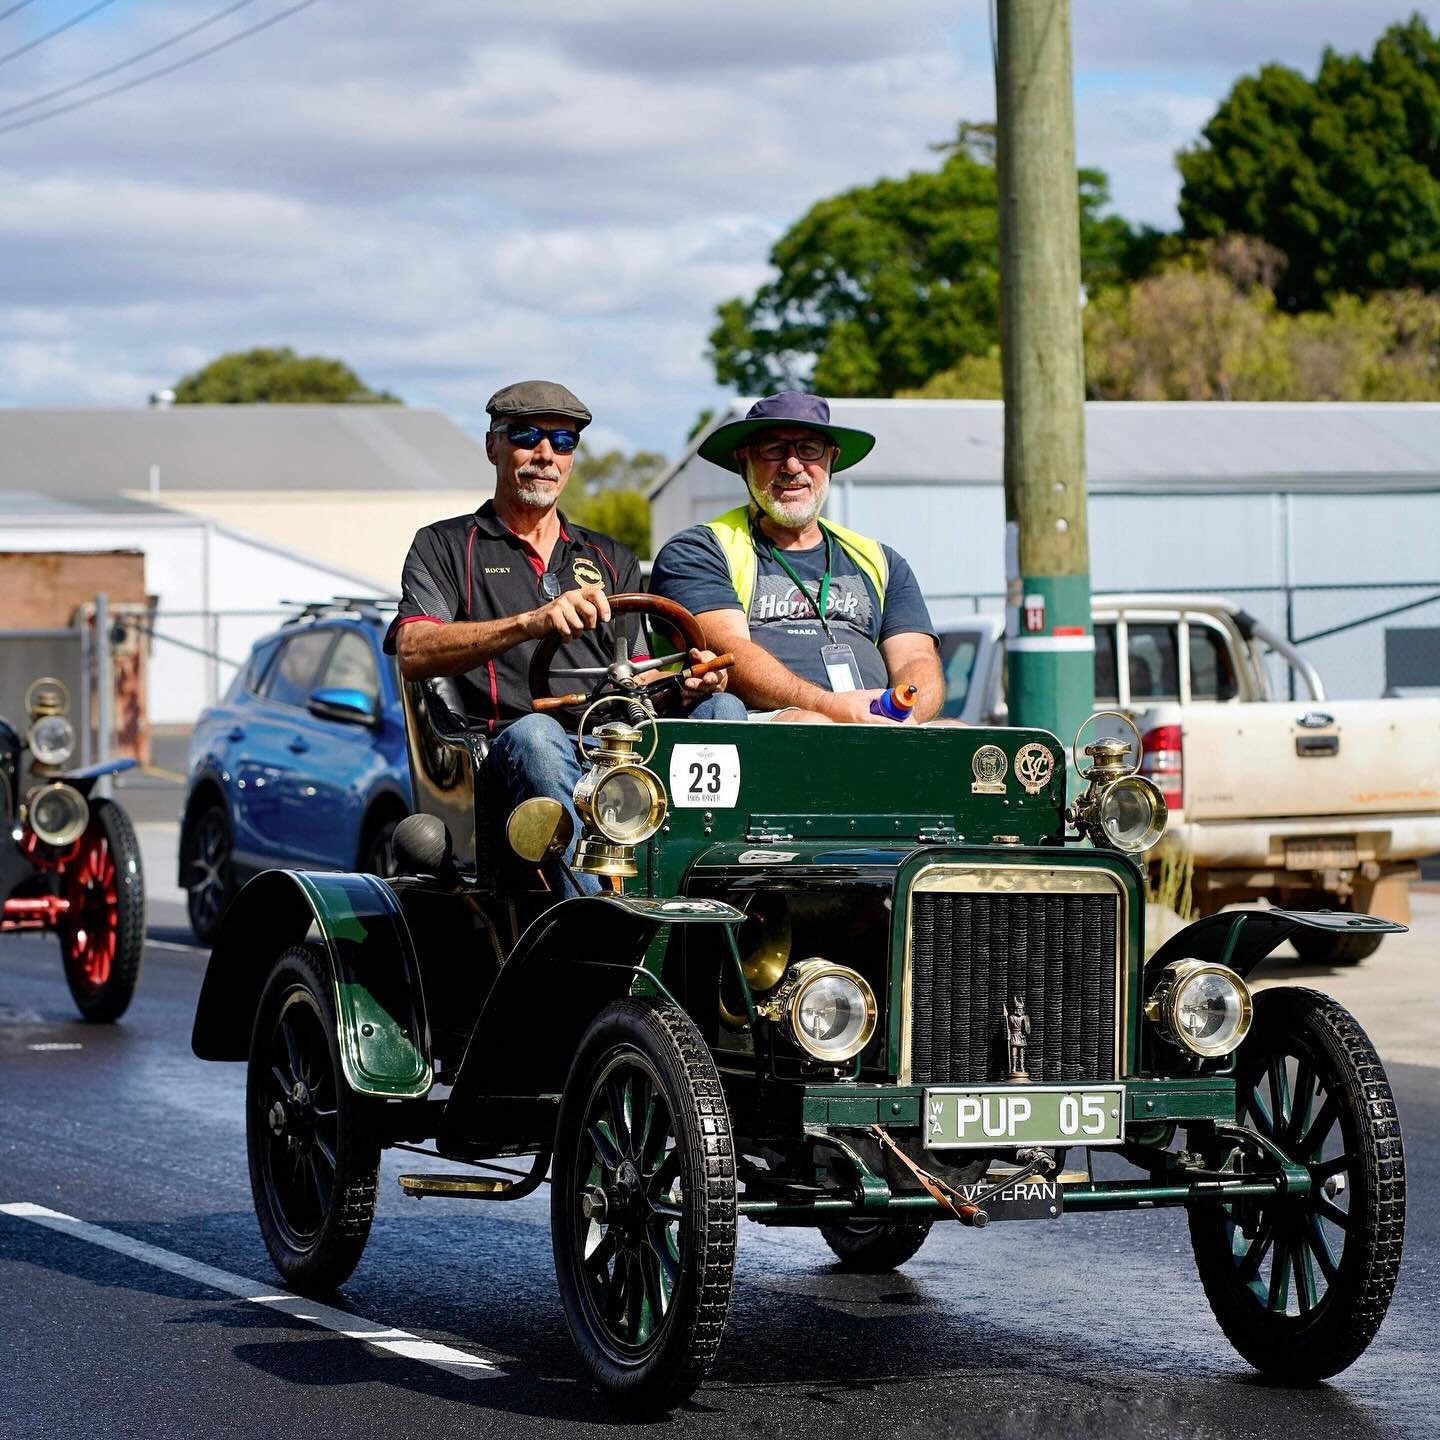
[{"xmin": 908, "ymin": 891, "xmax": 1119, "ymax": 1084}]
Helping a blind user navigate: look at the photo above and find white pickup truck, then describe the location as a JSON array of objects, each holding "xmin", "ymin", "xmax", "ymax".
[{"xmin": 939, "ymin": 595, "xmax": 1440, "ymax": 963}]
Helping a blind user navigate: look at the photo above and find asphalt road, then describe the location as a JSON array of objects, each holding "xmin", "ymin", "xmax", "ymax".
[{"xmin": 3, "ymin": 904, "xmax": 1437, "ymax": 1440}]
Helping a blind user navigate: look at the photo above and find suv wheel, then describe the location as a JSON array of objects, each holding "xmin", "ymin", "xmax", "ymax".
[{"xmin": 186, "ymin": 803, "xmax": 233, "ymax": 945}]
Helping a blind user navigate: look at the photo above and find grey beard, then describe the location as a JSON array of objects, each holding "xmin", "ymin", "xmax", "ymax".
[
  {"xmin": 747, "ymin": 473, "xmax": 827, "ymax": 530},
  {"xmin": 514, "ymin": 467, "xmax": 562, "ymax": 507}
]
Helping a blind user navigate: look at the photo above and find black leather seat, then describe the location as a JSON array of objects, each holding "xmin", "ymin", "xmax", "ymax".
[{"xmin": 399, "ymin": 676, "xmax": 492, "ymax": 877}]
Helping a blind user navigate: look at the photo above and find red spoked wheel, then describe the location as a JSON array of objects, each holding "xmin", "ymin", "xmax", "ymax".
[{"xmin": 59, "ymin": 798, "xmax": 146, "ymax": 1022}]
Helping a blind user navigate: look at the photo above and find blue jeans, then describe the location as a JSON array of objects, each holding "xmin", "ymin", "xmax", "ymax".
[{"xmin": 489, "ymin": 693, "xmax": 746, "ymax": 895}]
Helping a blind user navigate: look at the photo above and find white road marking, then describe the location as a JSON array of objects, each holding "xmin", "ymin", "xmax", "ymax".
[
  {"xmin": 0, "ymin": 1202, "xmax": 499, "ymax": 1380},
  {"xmin": 145, "ymin": 939, "xmax": 207, "ymax": 954},
  {"xmin": 26, "ymin": 1043, "xmax": 83, "ymax": 1052}
]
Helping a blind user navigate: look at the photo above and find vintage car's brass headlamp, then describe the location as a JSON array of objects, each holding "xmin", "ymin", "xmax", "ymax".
[
  {"xmin": 1070, "ymin": 712, "xmax": 1168, "ymax": 854},
  {"xmin": 1145, "ymin": 958, "xmax": 1253, "ymax": 1058},
  {"xmin": 758, "ymin": 958, "xmax": 877, "ymax": 1064},
  {"xmin": 25, "ymin": 676, "xmax": 75, "ymax": 769},
  {"xmin": 572, "ymin": 720, "xmax": 668, "ymax": 878},
  {"xmin": 26, "ymin": 781, "xmax": 90, "ymax": 846}
]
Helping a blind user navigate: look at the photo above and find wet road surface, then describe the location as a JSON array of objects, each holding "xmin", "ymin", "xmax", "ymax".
[{"xmin": 3, "ymin": 914, "xmax": 1437, "ymax": 1440}]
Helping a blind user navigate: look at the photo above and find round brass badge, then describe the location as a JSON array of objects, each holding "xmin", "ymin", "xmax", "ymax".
[
  {"xmin": 971, "ymin": 744, "xmax": 1008, "ymax": 795},
  {"xmin": 1015, "ymin": 742, "xmax": 1056, "ymax": 795}
]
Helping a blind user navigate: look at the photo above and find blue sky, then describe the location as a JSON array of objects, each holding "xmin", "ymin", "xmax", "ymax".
[{"xmin": 0, "ymin": 1, "xmax": 1433, "ymax": 457}]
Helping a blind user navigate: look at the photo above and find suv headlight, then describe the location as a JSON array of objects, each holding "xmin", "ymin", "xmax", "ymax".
[
  {"xmin": 28, "ymin": 714, "xmax": 76, "ymax": 767},
  {"xmin": 1145, "ymin": 959, "xmax": 1252, "ymax": 1058},
  {"xmin": 767, "ymin": 959, "xmax": 877, "ymax": 1064}
]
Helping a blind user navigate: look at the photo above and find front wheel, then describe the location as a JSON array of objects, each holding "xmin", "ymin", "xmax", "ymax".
[
  {"xmin": 185, "ymin": 802, "xmax": 233, "ymax": 946},
  {"xmin": 1188, "ymin": 987, "xmax": 1405, "ymax": 1380},
  {"xmin": 60, "ymin": 798, "xmax": 145, "ymax": 1022},
  {"xmin": 819, "ymin": 1218, "xmax": 933, "ymax": 1272},
  {"xmin": 247, "ymin": 943, "xmax": 379, "ymax": 1291},
  {"xmin": 552, "ymin": 997, "xmax": 737, "ymax": 1413}
]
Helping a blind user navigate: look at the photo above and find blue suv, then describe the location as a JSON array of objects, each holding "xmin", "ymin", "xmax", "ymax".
[{"xmin": 179, "ymin": 600, "xmax": 412, "ymax": 943}]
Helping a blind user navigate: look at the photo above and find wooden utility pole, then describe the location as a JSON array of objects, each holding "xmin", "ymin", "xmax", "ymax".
[{"xmin": 996, "ymin": 0, "xmax": 1094, "ymax": 761}]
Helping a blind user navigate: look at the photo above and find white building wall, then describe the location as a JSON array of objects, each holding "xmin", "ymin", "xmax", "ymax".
[{"xmin": 1, "ymin": 516, "xmax": 393, "ymax": 723}]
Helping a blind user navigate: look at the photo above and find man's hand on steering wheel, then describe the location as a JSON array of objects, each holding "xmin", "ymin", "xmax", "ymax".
[
  {"xmin": 527, "ymin": 593, "xmax": 733, "ymax": 717},
  {"xmin": 523, "ymin": 583, "xmax": 612, "ymax": 641}
]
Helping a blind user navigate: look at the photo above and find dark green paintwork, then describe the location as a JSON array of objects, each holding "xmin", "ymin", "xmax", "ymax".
[{"xmin": 191, "ymin": 869, "xmax": 431, "ymax": 1100}]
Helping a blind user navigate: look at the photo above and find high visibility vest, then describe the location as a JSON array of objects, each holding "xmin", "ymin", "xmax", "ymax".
[{"xmin": 703, "ymin": 505, "xmax": 889, "ymax": 616}]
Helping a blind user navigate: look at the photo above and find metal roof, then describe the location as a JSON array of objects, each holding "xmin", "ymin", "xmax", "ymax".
[
  {"xmin": 0, "ymin": 405, "xmax": 488, "ymax": 499},
  {"xmin": 651, "ymin": 400, "xmax": 1440, "ymax": 499}
]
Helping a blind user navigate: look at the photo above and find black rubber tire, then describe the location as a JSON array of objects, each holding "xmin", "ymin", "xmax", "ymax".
[
  {"xmin": 552, "ymin": 996, "xmax": 737, "ymax": 1414},
  {"xmin": 1290, "ymin": 927, "xmax": 1384, "ymax": 967},
  {"xmin": 358, "ymin": 811, "xmax": 400, "ymax": 878},
  {"xmin": 60, "ymin": 798, "xmax": 146, "ymax": 1023},
  {"xmin": 1188, "ymin": 987, "xmax": 1405, "ymax": 1380},
  {"xmin": 819, "ymin": 1218, "xmax": 933, "ymax": 1272},
  {"xmin": 185, "ymin": 802, "xmax": 234, "ymax": 946},
  {"xmin": 247, "ymin": 943, "xmax": 379, "ymax": 1292}
]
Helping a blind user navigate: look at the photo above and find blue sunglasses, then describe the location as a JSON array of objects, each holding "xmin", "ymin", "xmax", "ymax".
[{"xmin": 501, "ymin": 423, "xmax": 580, "ymax": 454}]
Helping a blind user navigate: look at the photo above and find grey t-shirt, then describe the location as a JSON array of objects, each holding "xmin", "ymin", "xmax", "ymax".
[{"xmin": 649, "ymin": 520, "xmax": 937, "ymax": 693}]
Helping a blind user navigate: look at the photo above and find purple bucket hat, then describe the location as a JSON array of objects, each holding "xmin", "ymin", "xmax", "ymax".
[{"xmin": 697, "ymin": 391, "xmax": 876, "ymax": 475}]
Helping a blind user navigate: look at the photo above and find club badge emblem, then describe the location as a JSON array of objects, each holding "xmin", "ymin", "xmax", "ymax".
[
  {"xmin": 572, "ymin": 557, "xmax": 605, "ymax": 588},
  {"xmin": 1015, "ymin": 742, "xmax": 1055, "ymax": 796},
  {"xmin": 971, "ymin": 744, "xmax": 1008, "ymax": 795}
]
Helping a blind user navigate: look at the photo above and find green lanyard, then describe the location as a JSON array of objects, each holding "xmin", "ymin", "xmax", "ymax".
[{"xmin": 765, "ymin": 525, "xmax": 835, "ymax": 641}]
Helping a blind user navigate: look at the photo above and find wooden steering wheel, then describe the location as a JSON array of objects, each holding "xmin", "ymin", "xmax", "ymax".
[{"xmin": 527, "ymin": 592, "xmax": 732, "ymax": 715}]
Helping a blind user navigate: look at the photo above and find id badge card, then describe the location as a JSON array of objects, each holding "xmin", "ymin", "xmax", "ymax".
[{"xmin": 820, "ymin": 642, "xmax": 862, "ymax": 693}]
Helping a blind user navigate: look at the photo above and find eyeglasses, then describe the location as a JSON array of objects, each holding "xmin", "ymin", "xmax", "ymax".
[
  {"xmin": 500, "ymin": 423, "xmax": 580, "ymax": 454},
  {"xmin": 748, "ymin": 436, "xmax": 832, "ymax": 463}
]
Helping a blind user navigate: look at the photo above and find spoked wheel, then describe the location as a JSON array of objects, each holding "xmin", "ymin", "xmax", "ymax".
[
  {"xmin": 247, "ymin": 943, "xmax": 378, "ymax": 1291},
  {"xmin": 1188, "ymin": 987, "xmax": 1405, "ymax": 1379},
  {"xmin": 553, "ymin": 997, "xmax": 736, "ymax": 1413},
  {"xmin": 820, "ymin": 1217, "xmax": 933, "ymax": 1272},
  {"xmin": 60, "ymin": 799, "xmax": 145, "ymax": 1022},
  {"xmin": 186, "ymin": 804, "xmax": 233, "ymax": 946}
]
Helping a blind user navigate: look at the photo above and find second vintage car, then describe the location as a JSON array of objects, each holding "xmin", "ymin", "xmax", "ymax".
[{"xmin": 192, "ymin": 594, "xmax": 1407, "ymax": 1412}]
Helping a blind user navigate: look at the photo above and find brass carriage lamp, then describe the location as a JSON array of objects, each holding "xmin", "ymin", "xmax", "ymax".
[
  {"xmin": 570, "ymin": 721, "xmax": 668, "ymax": 878},
  {"xmin": 1069, "ymin": 714, "xmax": 1168, "ymax": 854}
]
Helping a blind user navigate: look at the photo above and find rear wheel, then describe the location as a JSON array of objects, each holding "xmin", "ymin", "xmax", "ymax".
[
  {"xmin": 60, "ymin": 799, "xmax": 145, "ymax": 1023},
  {"xmin": 247, "ymin": 943, "xmax": 379, "ymax": 1291},
  {"xmin": 1188, "ymin": 987, "xmax": 1405, "ymax": 1380},
  {"xmin": 553, "ymin": 997, "xmax": 736, "ymax": 1413},
  {"xmin": 1290, "ymin": 927, "xmax": 1383, "ymax": 967},
  {"xmin": 819, "ymin": 1218, "xmax": 933, "ymax": 1272},
  {"xmin": 185, "ymin": 802, "xmax": 233, "ymax": 945}
]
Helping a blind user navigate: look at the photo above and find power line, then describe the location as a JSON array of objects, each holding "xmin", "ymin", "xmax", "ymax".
[
  {"xmin": 0, "ymin": 0, "xmax": 320, "ymax": 136},
  {"xmin": 0, "ymin": 1, "xmax": 45, "ymax": 23},
  {"xmin": 0, "ymin": 0, "xmax": 122, "ymax": 72},
  {"xmin": 0, "ymin": 0, "xmax": 261, "ymax": 122}
]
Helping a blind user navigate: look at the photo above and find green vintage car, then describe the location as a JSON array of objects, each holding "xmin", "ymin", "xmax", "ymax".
[{"xmin": 191, "ymin": 594, "xmax": 1407, "ymax": 1412}]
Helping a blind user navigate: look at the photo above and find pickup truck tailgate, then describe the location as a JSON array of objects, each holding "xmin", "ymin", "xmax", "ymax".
[{"xmin": 1177, "ymin": 699, "xmax": 1440, "ymax": 823}]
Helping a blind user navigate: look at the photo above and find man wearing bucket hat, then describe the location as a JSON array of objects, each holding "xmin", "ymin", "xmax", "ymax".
[
  {"xmin": 386, "ymin": 379, "xmax": 742, "ymax": 891},
  {"xmin": 649, "ymin": 391, "xmax": 942, "ymax": 723}
]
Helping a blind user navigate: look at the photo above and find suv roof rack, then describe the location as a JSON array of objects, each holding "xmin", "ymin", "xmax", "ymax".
[{"xmin": 279, "ymin": 596, "xmax": 399, "ymax": 627}]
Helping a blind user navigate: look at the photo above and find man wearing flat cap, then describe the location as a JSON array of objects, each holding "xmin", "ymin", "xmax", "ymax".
[
  {"xmin": 385, "ymin": 379, "xmax": 741, "ymax": 890},
  {"xmin": 650, "ymin": 391, "xmax": 942, "ymax": 723}
]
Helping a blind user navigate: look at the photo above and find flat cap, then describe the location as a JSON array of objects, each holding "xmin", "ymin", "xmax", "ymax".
[{"xmin": 485, "ymin": 379, "xmax": 592, "ymax": 429}]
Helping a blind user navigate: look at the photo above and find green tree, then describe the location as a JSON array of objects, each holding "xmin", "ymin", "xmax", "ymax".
[
  {"xmin": 561, "ymin": 445, "xmax": 666, "ymax": 559},
  {"xmin": 709, "ymin": 144, "xmax": 1146, "ymax": 398},
  {"xmin": 173, "ymin": 346, "xmax": 400, "ymax": 404},
  {"xmin": 1178, "ymin": 15, "xmax": 1440, "ymax": 310}
]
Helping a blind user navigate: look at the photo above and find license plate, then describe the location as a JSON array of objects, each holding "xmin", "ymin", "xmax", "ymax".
[
  {"xmin": 1285, "ymin": 838, "xmax": 1358, "ymax": 871},
  {"xmin": 923, "ymin": 1084, "xmax": 1125, "ymax": 1150},
  {"xmin": 953, "ymin": 1172, "xmax": 1063, "ymax": 1222}
]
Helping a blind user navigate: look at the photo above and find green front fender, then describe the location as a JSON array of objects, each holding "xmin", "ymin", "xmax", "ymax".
[{"xmin": 190, "ymin": 869, "xmax": 432, "ymax": 1099}]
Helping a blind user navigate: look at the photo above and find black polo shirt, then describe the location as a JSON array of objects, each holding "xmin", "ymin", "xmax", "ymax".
[{"xmin": 383, "ymin": 499, "xmax": 645, "ymax": 731}]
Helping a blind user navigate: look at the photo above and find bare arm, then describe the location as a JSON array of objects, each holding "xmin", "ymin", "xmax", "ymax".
[
  {"xmin": 396, "ymin": 586, "xmax": 613, "ymax": 681},
  {"xmin": 696, "ymin": 609, "xmax": 889, "ymax": 722},
  {"xmin": 880, "ymin": 631, "xmax": 946, "ymax": 723}
]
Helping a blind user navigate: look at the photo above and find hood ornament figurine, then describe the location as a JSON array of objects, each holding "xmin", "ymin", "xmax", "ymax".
[{"xmin": 1003, "ymin": 996, "xmax": 1031, "ymax": 1081}]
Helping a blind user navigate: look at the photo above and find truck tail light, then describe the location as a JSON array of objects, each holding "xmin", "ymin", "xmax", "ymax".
[{"xmin": 1141, "ymin": 724, "xmax": 1183, "ymax": 810}]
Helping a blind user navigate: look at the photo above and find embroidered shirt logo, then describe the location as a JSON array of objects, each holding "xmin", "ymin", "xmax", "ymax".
[{"xmin": 572, "ymin": 557, "xmax": 605, "ymax": 588}]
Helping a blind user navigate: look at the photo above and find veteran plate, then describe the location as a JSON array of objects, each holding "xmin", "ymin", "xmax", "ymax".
[{"xmin": 923, "ymin": 1084, "xmax": 1125, "ymax": 1150}]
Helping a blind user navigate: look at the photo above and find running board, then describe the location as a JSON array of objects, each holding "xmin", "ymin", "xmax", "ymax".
[{"xmin": 398, "ymin": 1173, "xmax": 515, "ymax": 1199}]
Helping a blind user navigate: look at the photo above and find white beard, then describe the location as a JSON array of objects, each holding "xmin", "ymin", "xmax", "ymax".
[{"xmin": 746, "ymin": 466, "xmax": 828, "ymax": 530}]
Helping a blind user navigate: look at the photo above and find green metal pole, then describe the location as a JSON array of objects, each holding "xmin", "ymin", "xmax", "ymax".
[{"xmin": 997, "ymin": 0, "xmax": 1094, "ymax": 767}]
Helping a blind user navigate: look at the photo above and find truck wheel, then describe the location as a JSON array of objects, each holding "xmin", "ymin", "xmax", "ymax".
[
  {"xmin": 1188, "ymin": 988, "xmax": 1404, "ymax": 1380},
  {"xmin": 247, "ymin": 943, "xmax": 379, "ymax": 1292},
  {"xmin": 60, "ymin": 799, "xmax": 145, "ymax": 1023},
  {"xmin": 553, "ymin": 997, "xmax": 736, "ymax": 1414},
  {"xmin": 820, "ymin": 1218, "xmax": 932, "ymax": 1272},
  {"xmin": 185, "ymin": 802, "xmax": 233, "ymax": 946},
  {"xmin": 1290, "ymin": 928, "xmax": 1383, "ymax": 967}
]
